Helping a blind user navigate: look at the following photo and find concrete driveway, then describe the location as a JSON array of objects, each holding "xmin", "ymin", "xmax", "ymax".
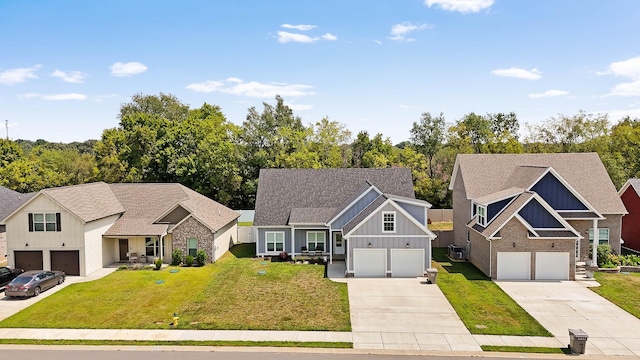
[
  {"xmin": 496, "ymin": 280, "xmax": 640, "ymax": 356},
  {"xmin": 347, "ymin": 277, "xmax": 481, "ymax": 351}
]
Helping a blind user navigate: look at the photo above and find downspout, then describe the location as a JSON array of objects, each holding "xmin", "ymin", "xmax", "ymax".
[
  {"xmin": 489, "ymin": 239, "xmax": 492, "ymax": 278},
  {"xmin": 291, "ymin": 225, "xmax": 295, "ymax": 260}
]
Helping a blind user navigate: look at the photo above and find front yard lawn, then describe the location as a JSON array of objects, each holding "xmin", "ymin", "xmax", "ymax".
[
  {"xmin": 432, "ymin": 248, "xmax": 551, "ymax": 336},
  {"xmin": 591, "ymin": 272, "xmax": 640, "ymax": 319},
  {"xmin": 0, "ymin": 244, "xmax": 350, "ymax": 331}
]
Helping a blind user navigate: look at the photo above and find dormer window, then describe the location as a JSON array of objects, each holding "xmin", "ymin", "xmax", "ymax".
[{"xmin": 477, "ymin": 205, "xmax": 487, "ymax": 226}]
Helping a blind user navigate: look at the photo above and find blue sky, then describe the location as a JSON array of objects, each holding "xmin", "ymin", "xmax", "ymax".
[{"xmin": 1, "ymin": 0, "xmax": 639, "ymax": 144}]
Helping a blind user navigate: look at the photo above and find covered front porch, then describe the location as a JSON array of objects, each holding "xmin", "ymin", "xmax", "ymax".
[
  {"xmin": 288, "ymin": 226, "xmax": 346, "ymax": 263},
  {"xmin": 102, "ymin": 234, "xmax": 172, "ymax": 265}
]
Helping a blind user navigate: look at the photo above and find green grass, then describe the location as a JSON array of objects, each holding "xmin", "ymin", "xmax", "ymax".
[
  {"xmin": 432, "ymin": 248, "xmax": 551, "ymax": 336},
  {"xmin": 591, "ymin": 272, "xmax": 640, "ymax": 319},
  {"xmin": 0, "ymin": 244, "xmax": 350, "ymax": 331},
  {"xmin": 428, "ymin": 221, "xmax": 453, "ymax": 231},
  {"xmin": 0, "ymin": 339, "xmax": 351, "ymax": 348},
  {"xmin": 481, "ymin": 345, "xmax": 566, "ymax": 354}
]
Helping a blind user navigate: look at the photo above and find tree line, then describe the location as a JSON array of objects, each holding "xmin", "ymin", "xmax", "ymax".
[{"xmin": 1, "ymin": 93, "xmax": 639, "ymax": 209}]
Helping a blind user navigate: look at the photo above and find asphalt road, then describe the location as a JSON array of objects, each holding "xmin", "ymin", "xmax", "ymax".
[{"xmin": 0, "ymin": 347, "xmax": 574, "ymax": 360}]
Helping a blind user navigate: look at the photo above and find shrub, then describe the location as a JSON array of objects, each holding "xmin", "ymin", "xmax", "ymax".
[
  {"xmin": 195, "ymin": 249, "xmax": 207, "ymax": 266},
  {"xmin": 279, "ymin": 252, "xmax": 289, "ymax": 261},
  {"xmin": 597, "ymin": 244, "xmax": 612, "ymax": 268},
  {"xmin": 117, "ymin": 265, "xmax": 129, "ymax": 271},
  {"xmin": 154, "ymin": 257, "xmax": 163, "ymax": 270},
  {"xmin": 171, "ymin": 249, "xmax": 183, "ymax": 266},
  {"xmin": 185, "ymin": 255, "xmax": 194, "ymax": 267}
]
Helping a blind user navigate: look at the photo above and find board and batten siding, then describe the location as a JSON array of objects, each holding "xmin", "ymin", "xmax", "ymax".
[
  {"xmin": 350, "ymin": 203, "xmax": 425, "ymax": 236},
  {"xmin": 294, "ymin": 228, "xmax": 329, "ymax": 252},
  {"xmin": 212, "ymin": 220, "xmax": 238, "ymax": 262},
  {"xmin": 330, "ymin": 190, "xmax": 379, "ymax": 229},
  {"xmin": 347, "ymin": 237, "xmax": 431, "ymax": 273},
  {"xmin": 84, "ymin": 214, "xmax": 119, "ymax": 276},
  {"xmin": 397, "ymin": 202, "xmax": 426, "ymax": 226},
  {"xmin": 256, "ymin": 227, "xmax": 291, "ymax": 254}
]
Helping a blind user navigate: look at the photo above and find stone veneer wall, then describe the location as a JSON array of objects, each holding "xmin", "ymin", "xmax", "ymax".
[{"xmin": 172, "ymin": 217, "xmax": 214, "ymax": 263}]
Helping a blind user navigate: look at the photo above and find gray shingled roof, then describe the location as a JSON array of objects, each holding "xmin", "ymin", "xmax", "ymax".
[
  {"xmin": 623, "ymin": 179, "xmax": 640, "ymax": 195},
  {"xmin": 104, "ymin": 183, "xmax": 238, "ymax": 236},
  {"xmin": 0, "ymin": 187, "xmax": 34, "ymax": 224},
  {"xmin": 254, "ymin": 168, "xmax": 415, "ymax": 226},
  {"xmin": 42, "ymin": 182, "xmax": 124, "ymax": 223},
  {"xmin": 289, "ymin": 207, "xmax": 338, "ymax": 224},
  {"xmin": 453, "ymin": 153, "xmax": 627, "ymax": 214}
]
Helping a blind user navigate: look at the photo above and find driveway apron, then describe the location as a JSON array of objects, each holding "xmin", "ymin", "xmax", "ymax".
[
  {"xmin": 496, "ymin": 280, "xmax": 640, "ymax": 356},
  {"xmin": 347, "ymin": 277, "xmax": 480, "ymax": 351}
]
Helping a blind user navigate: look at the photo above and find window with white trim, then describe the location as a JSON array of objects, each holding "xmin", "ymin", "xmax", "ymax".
[
  {"xmin": 266, "ymin": 231, "xmax": 285, "ymax": 252},
  {"xmin": 588, "ymin": 228, "xmax": 609, "ymax": 245},
  {"xmin": 477, "ymin": 205, "xmax": 487, "ymax": 226},
  {"xmin": 146, "ymin": 237, "xmax": 165, "ymax": 257},
  {"xmin": 382, "ymin": 211, "xmax": 396, "ymax": 233},
  {"xmin": 306, "ymin": 231, "xmax": 326, "ymax": 251},
  {"xmin": 188, "ymin": 238, "xmax": 198, "ymax": 257},
  {"xmin": 30, "ymin": 213, "xmax": 60, "ymax": 232}
]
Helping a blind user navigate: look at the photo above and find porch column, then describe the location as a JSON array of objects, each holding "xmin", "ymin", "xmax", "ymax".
[
  {"xmin": 345, "ymin": 235, "xmax": 350, "ymax": 274},
  {"xmin": 592, "ymin": 219, "xmax": 598, "ymax": 266},
  {"xmin": 291, "ymin": 226, "xmax": 295, "ymax": 260},
  {"xmin": 329, "ymin": 230, "xmax": 333, "ymax": 264},
  {"xmin": 160, "ymin": 235, "xmax": 164, "ymax": 261}
]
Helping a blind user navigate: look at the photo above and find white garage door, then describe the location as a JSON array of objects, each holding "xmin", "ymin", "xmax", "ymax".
[
  {"xmin": 497, "ymin": 252, "xmax": 531, "ymax": 280},
  {"xmin": 391, "ymin": 249, "xmax": 424, "ymax": 277},
  {"xmin": 353, "ymin": 249, "xmax": 386, "ymax": 277},
  {"xmin": 535, "ymin": 252, "xmax": 569, "ymax": 280}
]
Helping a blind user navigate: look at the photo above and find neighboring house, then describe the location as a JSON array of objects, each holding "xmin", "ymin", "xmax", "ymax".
[
  {"xmin": 0, "ymin": 187, "xmax": 33, "ymax": 263},
  {"xmin": 619, "ymin": 179, "xmax": 640, "ymax": 253},
  {"xmin": 1, "ymin": 182, "xmax": 239, "ymax": 276},
  {"xmin": 253, "ymin": 168, "xmax": 436, "ymax": 277},
  {"xmin": 450, "ymin": 153, "xmax": 627, "ymax": 281}
]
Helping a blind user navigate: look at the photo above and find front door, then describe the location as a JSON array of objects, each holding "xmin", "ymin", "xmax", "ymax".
[
  {"xmin": 333, "ymin": 232, "xmax": 345, "ymax": 255},
  {"xmin": 119, "ymin": 239, "xmax": 129, "ymax": 261}
]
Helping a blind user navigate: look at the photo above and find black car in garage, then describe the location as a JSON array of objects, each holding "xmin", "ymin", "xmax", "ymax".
[{"xmin": 0, "ymin": 266, "xmax": 24, "ymax": 291}]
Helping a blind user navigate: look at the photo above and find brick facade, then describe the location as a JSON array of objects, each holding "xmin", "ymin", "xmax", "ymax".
[
  {"xmin": 172, "ymin": 217, "xmax": 214, "ymax": 263},
  {"xmin": 568, "ymin": 215, "xmax": 623, "ymax": 260},
  {"xmin": 452, "ymin": 167, "xmax": 471, "ymax": 249}
]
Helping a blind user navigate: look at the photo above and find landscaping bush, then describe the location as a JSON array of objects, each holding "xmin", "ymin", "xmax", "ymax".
[
  {"xmin": 117, "ymin": 265, "xmax": 129, "ymax": 271},
  {"xmin": 171, "ymin": 249, "xmax": 182, "ymax": 266},
  {"xmin": 597, "ymin": 244, "xmax": 612, "ymax": 268},
  {"xmin": 195, "ymin": 249, "xmax": 207, "ymax": 266},
  {"xmin": 185, "ymin": 255, "xmax": 194, "ymax": 267},
  {"xmin": 154, "ymin": 257, "xmax": 163, "ymax": 270}
]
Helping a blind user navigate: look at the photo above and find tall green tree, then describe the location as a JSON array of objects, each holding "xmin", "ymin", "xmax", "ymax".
[{"xmin": 410, "ymin": 112, "xmax": 445, "ymax": 178}]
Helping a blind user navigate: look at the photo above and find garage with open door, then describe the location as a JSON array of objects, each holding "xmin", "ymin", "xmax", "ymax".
[
  {"xmin": 14, "ymin": 251, "xmax": 43, "ymax": 271},
  {"xmin": 391, "ymin": 249, "xmax": 424, "ymax": 277},
  {"xmin": 353, "ymin": 248, "xmax": 386, "ymax": 277},
  {"xmin": 496, "ymin": 252, "xmax": 531, "ymax": 280},
  {"xmin": 51, "ymin": 250, "xmax": 80, "ymax": 276},
  {"xmin": 535, "ymin": 252, "xmax": 569, "ymax": 280}
]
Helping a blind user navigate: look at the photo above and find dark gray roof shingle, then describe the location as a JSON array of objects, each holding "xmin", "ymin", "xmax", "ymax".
[
  {"xmin": 254, "ymin": 168, "xmax": 414, "ymax": 226},
  {"xmin": 0, "ymin": 187, "xmax": 34, "ymax": 223}
]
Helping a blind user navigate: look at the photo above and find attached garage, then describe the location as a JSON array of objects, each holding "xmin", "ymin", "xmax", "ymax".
[
  {"xmin": 535, "ymin": 252, "xmax": 569, "ymax": 280},
  {"xmin": 353, "ymin": 249, "xmax": 386, "ymax": 277},
  {"xmin": 14, "ymin": 251, "xmax": 43, "ymax": 271},
  {"xmin": 496, "ymin": 252, "xmax": 531, "ymax": 280},
  {"xmin": 391, "ymin": 249, "xmax": 424, "ymax": 277},
  {"xmin": 51, "ymin": 250, "xmax": 80, "ymax": 276}
]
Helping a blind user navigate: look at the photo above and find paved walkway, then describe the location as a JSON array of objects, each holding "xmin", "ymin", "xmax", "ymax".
[{"xmin": 496, "ymin": 280, "xmax": 640, "ymax": 356}]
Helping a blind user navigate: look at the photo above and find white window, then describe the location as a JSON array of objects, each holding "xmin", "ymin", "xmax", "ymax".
[
  {"xmin": 477, "ymin": 206, "xmax": 487, "ymax": 226},
  {"xmin": 382, "ymin": 211, "xmax": 396, "ymax": 233},
  {"xmin": 306, "ymin": 231, "xmax": 326, "ymax": 252},
  {"xmin": 188, "ymin": 238, "xmax": 198, "ymax": 257},
  {"xmin": 589, "ymin": 228, "xmax": 609, "ymax": 245},
  {"xmin": 32, "ymin": 213, "xmax": 58, "ymax": 232},
  {"xmin": 266, "ymin": 231, "xmax": 285, "ymax": 252},
  {"xmin": 146, "ymin": 237, "xmax": 164, "ymax": 257}
]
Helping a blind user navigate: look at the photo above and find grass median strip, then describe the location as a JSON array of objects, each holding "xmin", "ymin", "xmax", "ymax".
[
  {"xmin": 481, "ymin": 345, "xmax": 566, "ymax": 354},
  {"xmin": 591, "ymin": 272, "xmax": 640, "ymax": 319},
  {"xmin": 0, "ymin": 339, "xmax": 352, "ymax": 348},
  {"xmin": 0, "ymin": 244, "xmax": 350, "ymax": 331},
  {"xmin": 432, "ymin": 248, "xmax": 551, "ymax": 336}
]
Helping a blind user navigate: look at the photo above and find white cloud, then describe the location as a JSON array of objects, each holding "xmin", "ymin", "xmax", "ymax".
[
  {"xmin": 388, "ymin": 22, "xmax": 432, "ymax": 42},
  {"xmin": 600, "ymin": 107, "xmax": 640, "ymax": 120},
  {"xmin": 528, "ymin": 90, "xmax": 570, "ymax": 98},
  {"xmin": 599, "ymin": 56, "xmax": 640, "ymax": 97},
  {"xmin": 20, "ymin": 93, "xmax": 87, "ymax": 100},
  {"xmin": 321, "ymin": 33, "xmax": 337, "ymax": 41},
  {"xmin": 51, "ymin": 69, "xmax": 87, "ymax": 83},
  {"xmin": 281, "ymin": 24, "xmax": 316, "ymax": 31},
  {"xmin": 491, "ymin": 67, "xmax": 542, "ymax": 80},
  {"xmin": 110, "ymin": 62, "xmax": 148, "ymax": 77},
  {"xmin": 374, "ymin": 40, "xmax": 382, "ymax": 45},
  {"xmin": 424, "ymin": 0, "xmax": 494, "ymax": 13},
  {"xmin": 0, "ymin": 65, "xmax": 40, "ymax": 85},
  {"xmin": 186, "ymin": 78, "xmax": 315, "ymax": 98},
  {"xmin": 277, "ymin": 31, "xmax": 318, "ymax": 43}
]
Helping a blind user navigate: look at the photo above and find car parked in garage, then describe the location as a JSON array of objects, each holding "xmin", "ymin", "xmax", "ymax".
[
  {"xmin": 0, "ymin": 266, "xmax": 24, "ymax": 291},
  {"xmin": 5, "ymin": 270, "xmax": 65, "ymax": 298}
]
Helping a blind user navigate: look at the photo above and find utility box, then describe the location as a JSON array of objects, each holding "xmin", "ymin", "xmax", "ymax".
[
  {"xmin": 426, "ymin": 268, "xmax": 438, "ymax": 284},
  {"xmin": 568, "ymin": 328, "xmax": 588, "ymax": 354}
]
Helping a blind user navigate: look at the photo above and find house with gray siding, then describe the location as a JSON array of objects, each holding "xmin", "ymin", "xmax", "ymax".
[
  {"xmin": 449, "ymin": 153, "xmax": 627, "ymax": 280},
  {"xmin": 2, "ymin": 182, "xmax": 238, "ymax": 276},
  {"xmin": 253, "ymin": 168, "xmax": 436, "ymax": 277}
]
